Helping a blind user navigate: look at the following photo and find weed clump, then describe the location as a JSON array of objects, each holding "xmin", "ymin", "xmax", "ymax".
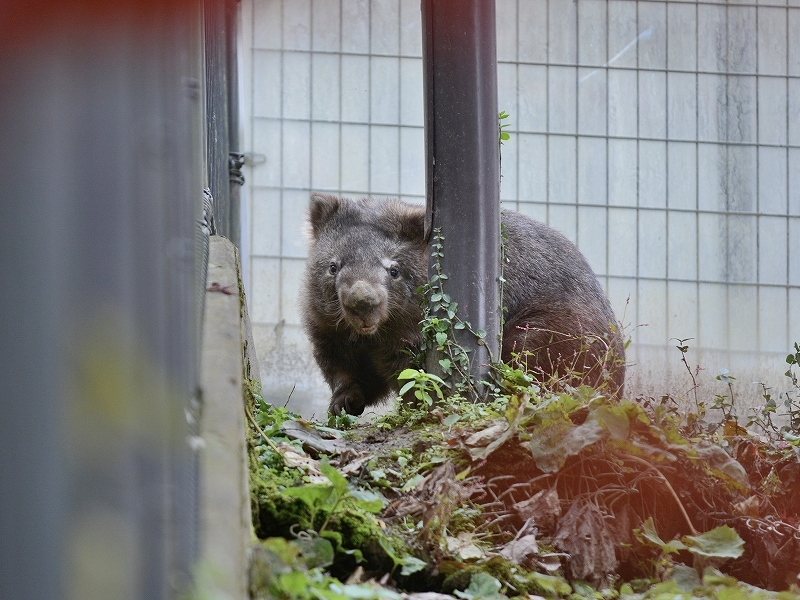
[{"xmin": 247, "ymin": 295, "xmax": 800, "ymax": 599}]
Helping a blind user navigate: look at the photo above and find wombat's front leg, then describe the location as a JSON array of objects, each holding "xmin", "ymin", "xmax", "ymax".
[{"xmin": 329, "ymin": 376, "xmax": 366, "ymax": 416}]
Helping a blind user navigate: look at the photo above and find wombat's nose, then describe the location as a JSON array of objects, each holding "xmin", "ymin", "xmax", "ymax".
[{"xmin": 343, "ymin": 281, "xmax": 380, "ymax": 318}]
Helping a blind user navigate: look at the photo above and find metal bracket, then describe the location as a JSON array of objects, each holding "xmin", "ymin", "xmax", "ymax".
[{"xmin": 228, "ymin": 152, "xmax": 245, "ymax": 187}]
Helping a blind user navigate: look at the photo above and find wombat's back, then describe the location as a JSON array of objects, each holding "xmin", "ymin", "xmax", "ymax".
[{"xmin": 500, "ymin": 210, "xmax": 625, "ymax": 393}]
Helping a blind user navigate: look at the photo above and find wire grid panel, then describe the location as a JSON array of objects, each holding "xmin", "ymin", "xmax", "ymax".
[
  {"xmin": 243, "ymin": 0, "xmax": 426, "ymax": 416},
  {"xmin": 241, "ymin": 0, "xmax": 800, "ymax": 414},
  {"xmin": 497, "ymin": 0, "xmax": 800, "ymax": 399}
]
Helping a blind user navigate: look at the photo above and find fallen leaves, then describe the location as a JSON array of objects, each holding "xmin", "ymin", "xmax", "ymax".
[{"xmin": 250, "ymin": 387, "xmax": 800, "ymax": 596}]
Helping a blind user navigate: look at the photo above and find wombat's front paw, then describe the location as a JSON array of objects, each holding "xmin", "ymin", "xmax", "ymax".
[{"xmin": 329, "ymin": 384, "xmax": 366, "ymax": 416}]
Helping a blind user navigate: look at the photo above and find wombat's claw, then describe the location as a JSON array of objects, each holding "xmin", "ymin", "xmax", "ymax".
[
  {"xmin": 329, "ymin": 389, "xmax": 366, "ymax": 417},
  {"xmin": 345, "ymin": 396, "xmax": 365, "ymax": 416}
]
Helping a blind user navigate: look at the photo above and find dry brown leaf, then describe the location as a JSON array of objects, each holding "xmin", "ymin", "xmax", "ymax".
[
  {"xmin": 499, "ymin": 534, "xmax": 539, "ymax": 565},
  {"xmin": 282, "ymin": 420, "xmax": 348, "ymax": 455},
  {"xmin": 514, "ymin": 488, "xmax": 561, "ymax": 535},
  {"xmin": 463, "ymin": 420, "xmax": 508, "ymax": 447},
  {"xmin": 445, "ymin": 532, "xmax": 485, "ymax": 561},
  {"xmin": 554, "ymin": 501, "xmax": 618, "ymax": 584},
  {"xmin": 275, "ymin": 442, "xmax": 323, "ymax": 477},
  {"xmin": 336, "ymin": 453, "xmax": 373, "ymax": 476},
  {"xmin": 384, "ymin": 462, "xmax": 476, "ymax": 524},
  {"xmin": 733, "ymin": 495, "xmax": 760, "ymax": 518}
]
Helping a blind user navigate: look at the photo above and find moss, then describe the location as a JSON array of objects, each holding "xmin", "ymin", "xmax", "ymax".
[
  {"xmin": 250, "ymin": 474, "xmax": 314, "ymax": 539},
  {"xmin": 440, "ymin": 557, "xmax": 570, "ymax": 598}
]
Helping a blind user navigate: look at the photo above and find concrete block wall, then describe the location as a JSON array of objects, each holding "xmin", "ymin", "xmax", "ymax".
[{"xmin": 240, "ymin": 0, "xmax": 800, "ymax": 418}]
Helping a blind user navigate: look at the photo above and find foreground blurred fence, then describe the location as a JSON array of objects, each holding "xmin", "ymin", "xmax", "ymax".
[{"xmin": 0, "ymin": 0, "xmax": 242, "ymax": 597}]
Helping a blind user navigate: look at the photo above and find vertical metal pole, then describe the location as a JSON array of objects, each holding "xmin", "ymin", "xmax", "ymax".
[
  {"xmin": 421, "ymin": 0, "xmax": 501, "ymax": 396},
  {"xmin": 205, "ymin": 0, "xmax": 231, "ymax": 239},
  {"xmin": 226, "ymin": 0, "xmax": 244, "ymax": 249}
]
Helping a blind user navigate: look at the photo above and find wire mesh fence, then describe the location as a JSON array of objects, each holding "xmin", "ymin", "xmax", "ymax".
[{"xmin": 242, "ymin": 0, "xmax": 800, "ymax": 415}]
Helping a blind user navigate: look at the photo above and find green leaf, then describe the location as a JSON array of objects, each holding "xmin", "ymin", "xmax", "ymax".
[
  {"xmin": 320, "ymin": 529, "xmax": 344, "ymax": 551},
  {"xmin": 279, "ymin": 570, "xmax": 310, "ymax": 596},
  {"xmin": 378, "ymin": 536, "xmax": 400, "ymax": 565},
  {"xmin": 435, "ymin": 332, "xmax": 448, "ymax": 346},
  {"xmin": 348, "ymin": 488, "xmax": 385, "ymax": 513},
  {"xmin": 427, "ymin": 372, "xmax": 447, "ymax": 386},
  {"xmin": 702, "ymin": 567, "xmax": 739, "ymax": 587},
  {"xmin": 369, "ymin": 469, "xmax": 387, "ymax": 482},
  {"xmin": 528, "ymin": 416, "xmax": 604, "ymax": 473},
  {"xmin": 320, "ymin": 458, "xmax": 348, "ymax": 495},
  {"xmin": 401, "ymin": 473, "xmax": 424, "ymax": 492},
  {"xmin": 682, "ymin": 525, "xmax": 745, "ymax": 558},
  {"xmin": 591, "ymin": 404, "xmax": 630, "ymax": 440},
  {"xmin": 670, "ymin": 563, "xmax": 702, "ymax": 591},
  {"xmin": 638, "ymin": 517, "xmax": 687, "ymax": 555},
  {"xmin": 454, "ymin": 573, "xmax": 506, "ymax": 600},
  {"xmin": 398, "ymin": 380, "xmax": 416, "ymax": 397},
  {"xmin": 646, "ymin": 580, "xmax": 681, "ymax": 596},
  {"xmin": 443, "ymin": 414, "xmax": 461, "ymax": 427},
  {"xmin": 714, "ymin": 586, "xmax": 757, "ymax": 600},
  {"xmin": 527, "ymin": 572, "xmax": 571, "ymax": 596},
  {"xmin": 400, "ymin": 556, "xmax": 427, "ymax": 576},
  {"xmin": 397, "ymin": 368, "xmax": 421, "ymax": 381},
  {"xmin": 283, "ymin": 484, "xmax": 335, "ymax": 508},
  {"xmin": 328, "ymin": 583, "xmax": 401, "ymax": 600},
  {"xmin": 294, "ymin": 535, "xmax": 335, "ymax": 569}
]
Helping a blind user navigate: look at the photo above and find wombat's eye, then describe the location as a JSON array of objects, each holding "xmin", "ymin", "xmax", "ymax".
[
  {"xmin": 328, "ymin": 263, "xmax": 338, "ymax": 275},
  {"xmin": 389, "ymin": 266, "xmax": 399, "ymax": 279}
]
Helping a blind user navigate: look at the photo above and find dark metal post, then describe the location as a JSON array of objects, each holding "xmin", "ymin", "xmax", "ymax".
[
  {"xmin": 226, "ymin": 0, "xmax": 244, "ymax": 249},
  {"xmin": 205, "ymin": 0, "xmax": 231, "ymax": 239},
  {"xmin": 421, "ymin": 0, "xmax": 501, "ymax": 395}
]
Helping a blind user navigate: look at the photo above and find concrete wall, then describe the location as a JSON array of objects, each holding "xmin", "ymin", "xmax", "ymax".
[{"xmin": 240, "ymin": 0, "xmax": 800, "ymax": 419}]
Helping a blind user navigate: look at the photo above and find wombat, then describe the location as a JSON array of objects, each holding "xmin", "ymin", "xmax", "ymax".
[{"xmin": 301, "ymin": 194, "xmax": 625, "ymax": 416}]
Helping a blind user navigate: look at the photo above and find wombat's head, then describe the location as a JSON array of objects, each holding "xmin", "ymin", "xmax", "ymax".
[{"xmin": 303, "ymin": 194, "xmax": 426, "ymax": 336}]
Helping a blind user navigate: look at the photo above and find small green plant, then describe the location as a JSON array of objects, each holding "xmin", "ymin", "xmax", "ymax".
[
  {"xmin": 326, "ymin": 411, "xmax": 357, "ymax": 430},
  {"xmin": 455, "ymin": 573, "xmax": 507, "ymax": 600},
  {"xmin": 417, "ymin": 228, "xmax": 491, "ymax": 401},
  {"xmin": 377, "ymin": 537, "xmax": 427, "ymax": 577},
  {"xmin": 498, "ymin": 111, "xmax": 511, "ymax": 145},
  {"xmin": 283, "ymin": 457, "xmax": 382, "ymax": 537},
  {"xmin": 672, "ymin": 337, "xmax": 701, "ymax": 411},
  {"xmin": 712, "ymin": 368, "xmax": 737, "ymax": 422},
  {"xmin": 746, "ymin": 382, "xmax": 781, "ymax": 437},
  {"xmin": 785, "ymin": 342, "xmax": 800, "ymax": 432},
  {"xmin": 249, "ymin": 536, "xmax": 403, "ymax": 600},
  {"xmin": 636, "ymin": 517, "xmax": 744, "ymax": 579},
  {"xmin": 745, "ymin": 343, "xmax": 800, "ymax": 441},
  {"xmin": 397, "ymin": 368, "xmax": 448, "ymax": 407}
]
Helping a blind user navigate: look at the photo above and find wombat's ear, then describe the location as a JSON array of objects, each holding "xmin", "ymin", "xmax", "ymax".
[
  {"xmin": 395, "ymin": 203, "xmax": 426, "ymax": 242},
  {"xmin": 308, "ymin": 193, "xmax": 341, "ymax": 239}
]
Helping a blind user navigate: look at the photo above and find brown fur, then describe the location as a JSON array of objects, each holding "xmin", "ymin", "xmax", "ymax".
[{"xmin": 301, "ymin": 194, "xmax": 625, "ymax": 416}]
